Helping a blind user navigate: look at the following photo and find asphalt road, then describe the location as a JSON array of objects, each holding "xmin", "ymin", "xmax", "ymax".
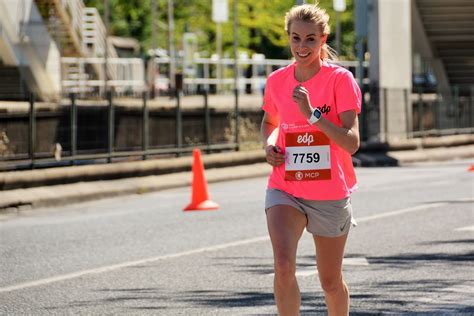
[{"xmin": 1, "ymin": 160, "xmax": 473, "ymax": 315}]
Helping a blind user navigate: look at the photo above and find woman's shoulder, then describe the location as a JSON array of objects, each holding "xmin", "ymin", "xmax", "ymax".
[
  {"xmin": 324, "ymin": 62, "xmax": 354, "ymax": 77},
  {"xmin": 321, "ymin": 62, "xmax": 358, "ymax": 89}
]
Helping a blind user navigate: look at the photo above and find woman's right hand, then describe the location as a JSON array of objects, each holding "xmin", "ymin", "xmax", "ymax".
[{"xmin": 265, "ymin": 145, "xmax": 285, "ymax": 167}]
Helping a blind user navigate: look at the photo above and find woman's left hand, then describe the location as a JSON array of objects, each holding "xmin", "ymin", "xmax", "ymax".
[{"xmin": 292, "ymin": 85, "xmax": 313, "ymax": 119}]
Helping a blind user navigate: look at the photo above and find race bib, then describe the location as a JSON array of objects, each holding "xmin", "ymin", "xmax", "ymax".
[{"xmin": 285, "ymin": 131, "xmax": 331, "ymax": 181}]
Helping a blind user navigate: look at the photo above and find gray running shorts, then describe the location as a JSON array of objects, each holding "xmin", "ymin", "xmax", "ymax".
[{"xmin": 265, "ymin": 188, "xmax": 357, "ymax": 237}]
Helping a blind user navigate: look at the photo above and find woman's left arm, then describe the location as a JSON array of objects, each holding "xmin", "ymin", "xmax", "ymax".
[{"xmin": 313, "ymin": 110, "xmax": 360, "ymax": 155}]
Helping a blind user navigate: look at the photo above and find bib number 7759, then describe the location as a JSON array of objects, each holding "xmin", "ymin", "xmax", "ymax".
[
  {"xmin": 285, "ymin": 131, "xmax": 331, "ymax": 181},
  {"xmin": 292, "ymin": 152, "xmax": 320, "ymax": 164}
]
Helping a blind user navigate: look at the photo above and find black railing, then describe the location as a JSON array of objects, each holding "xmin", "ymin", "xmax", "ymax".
[{"xmin": 0, "ymin": 90, "xmax": 242, "ymax": 171}]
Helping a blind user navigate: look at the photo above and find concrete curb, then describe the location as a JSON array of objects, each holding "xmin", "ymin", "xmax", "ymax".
[
  {"xmin": 0, "ymin": 150, "xmax": 265, "ymax": 190},
  {"xmin": 360, "ymin": 134, "xmax": 474, "ymax": 151},
  {"xmin": 0, "ymin": 163, "xmax": 272, "ymax": 212}
]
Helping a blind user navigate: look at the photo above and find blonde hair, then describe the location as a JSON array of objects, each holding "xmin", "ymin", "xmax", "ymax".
[{"xmin": 284, "ymin": 4, "xmax": 337, "ymax": 61}]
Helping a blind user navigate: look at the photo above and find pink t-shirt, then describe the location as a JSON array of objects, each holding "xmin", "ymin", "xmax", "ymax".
[{"xmin": 262, "ymin": 61, "xmax": 362, "ymax": 200}]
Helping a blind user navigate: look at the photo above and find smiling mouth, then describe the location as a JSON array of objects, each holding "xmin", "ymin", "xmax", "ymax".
[{"xmin": 297, "ymin": 52, "xmax": 310, "ymax": 58}]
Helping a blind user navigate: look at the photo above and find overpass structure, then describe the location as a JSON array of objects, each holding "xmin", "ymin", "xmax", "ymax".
[
  {"xmin": 414, "ymin": 0, "xmax": 474, "ymax": 91},
  {"xmin": 368, "ymin": 0, "xmax": 473, "ymax": 141}
]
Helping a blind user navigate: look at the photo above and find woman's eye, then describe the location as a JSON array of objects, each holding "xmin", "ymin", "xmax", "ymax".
[
  {"xmin": 307, "ymin": 38, "xmax": 315, "ymax": 42},
  {"xmin": 292, "ymin": 37, "xmax": 300, "ymax": 41}
]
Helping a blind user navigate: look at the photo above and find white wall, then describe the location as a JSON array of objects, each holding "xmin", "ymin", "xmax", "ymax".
[
  {"xmin": 368, "ymin": 0, "xmax": 413, "ymax": 141},
  {"xmin": 0, "ymin": 0, "xmax": 61, "ymax": 101},
  {"xmin": 379, "ymin": 0, "xmax": 412, "ymax": 89}
]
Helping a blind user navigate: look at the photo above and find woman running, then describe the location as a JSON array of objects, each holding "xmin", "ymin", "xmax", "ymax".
[{"xmin": 261, "ymin": 4, "xmax": 362, "ymax": 315}]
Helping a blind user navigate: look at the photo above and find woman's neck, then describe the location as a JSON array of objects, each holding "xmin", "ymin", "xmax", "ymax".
[{"xmin": 294, "ymin": 59, "xmax": 323, "ymax": 83}]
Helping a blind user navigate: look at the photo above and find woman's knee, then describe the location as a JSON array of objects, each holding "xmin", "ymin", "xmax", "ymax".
[
  {"xmin": 319, "ymin": 274, "xmax": 344, "ymax": 295},
  {"xmin": 274, "ymin": 256, "xmax": 296, "ymax": 283}
]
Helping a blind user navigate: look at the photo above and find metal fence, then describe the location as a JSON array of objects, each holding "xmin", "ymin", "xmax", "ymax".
[
  {"xmin": 0, "ymin": 90, "xmax": 248, "ymax": 171},
  {"xmin": 61, "ymin": 57, "xmax": 146, "ymax": 97},
  {"xmin": 148, "ymin": 56, "xmax": 369, "ymax": 96},
  {"xmin": 411, "ymin": 85, "xmax": 474, "ymax": 137},
  {"xmin": 59, "ymin": 55, "xmax": 369, "ymax": 98},
  {"xmin": 363, "ymin": 85, "xmax": 474, "ymax": 142}
]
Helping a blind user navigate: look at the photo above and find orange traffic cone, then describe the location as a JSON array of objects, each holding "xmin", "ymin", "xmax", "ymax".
[
  {"xmin": 468, "ymin": 164, "xmax": 474, "ymax": 172},
  {"xmin": 184, "ymin": 148, "xmax": 219, "ymax": 211}
]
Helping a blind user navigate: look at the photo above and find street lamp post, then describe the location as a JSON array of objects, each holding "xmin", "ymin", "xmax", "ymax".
[
  {"xmin": 151, "ymin": 0, "xmax": 157, "ymax": 98},
  {"xmin": 333, "ymin": 0, "xmax": 346, "ymax": 56},
  {"xmin": 212, "ymin": 0, "xmax": 229, "ymax": 93},
  {"xmin": 104, "ymin": 0, "xmax": 109, "ymax": 96},
  {"xmin": 233, "ymin": 0, "xmax": 239, "ymax": 149},
  {"xmin": 336, "ymin": 10, "xmax": 341, "ymax": 55},
  {"xmin": 355, "ymin": 0, "xmax": 368, "ymax": 140},
  {"xmin": 216, "ymin": 22, "xmax": 222, "ymax": 92},
  {"xmin": 168, "ymin": 0, "xmax": 176, "ymax": 96}
]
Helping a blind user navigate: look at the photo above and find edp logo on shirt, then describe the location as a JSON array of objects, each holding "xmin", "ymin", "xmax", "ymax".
[
  {"xmin": 297, "ymin": 133, "xmax": 314, "ymax": 146},
  {"xmin": 317, "ymin": 104, "xmax": 331, "ymax": 114}
]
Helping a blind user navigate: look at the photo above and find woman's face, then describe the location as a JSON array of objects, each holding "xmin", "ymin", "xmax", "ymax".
[{"xmin": 288, "ymin": 20, "xmax": 327, "ymax": 67}]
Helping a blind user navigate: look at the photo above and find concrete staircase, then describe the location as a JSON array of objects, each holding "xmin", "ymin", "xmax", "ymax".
[
  {"xmin": 415, "ymin": 0, "xmax": 474, "ymax": 93},
  {"xmin": 34, "ymin": 0, "xmax": 82, "ymax": 57}
]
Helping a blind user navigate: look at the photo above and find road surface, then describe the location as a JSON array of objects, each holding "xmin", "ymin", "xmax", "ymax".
[{"xmin": 1, "ymin": 160, "xmax": 473, "ymax": 314}]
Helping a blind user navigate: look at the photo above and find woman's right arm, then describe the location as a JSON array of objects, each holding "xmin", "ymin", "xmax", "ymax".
[{"xmin": 261, "ymin": 112, "xmax": 285, "ymax": 166}]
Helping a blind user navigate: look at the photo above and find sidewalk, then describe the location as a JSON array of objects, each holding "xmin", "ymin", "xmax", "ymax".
[{"xmin": 1, "ymin": 135, "xmax": 473, "ymax": 213}]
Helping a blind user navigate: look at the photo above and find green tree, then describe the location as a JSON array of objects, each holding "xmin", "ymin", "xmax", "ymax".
[{"xmin": 83, "ymin": 0, "xmax": 356, "ymax": 60}]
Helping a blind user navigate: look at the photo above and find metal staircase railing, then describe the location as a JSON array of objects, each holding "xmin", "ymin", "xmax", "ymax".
[
  {"xmin": 34, "ymin": 0, "xmax": 82, "ymax": 57},
  {"xmin": 82, "ymin": 7, "xmax": 117, "ymax": 58},
  {"xmin": 58, "ymin": 1, "xmax": 118, "ymax": 79}
]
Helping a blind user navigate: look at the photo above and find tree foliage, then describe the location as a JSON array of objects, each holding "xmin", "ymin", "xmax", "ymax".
[{"xmin": 83, "ymin": 0, "xmax": 356, "ymax": 60}]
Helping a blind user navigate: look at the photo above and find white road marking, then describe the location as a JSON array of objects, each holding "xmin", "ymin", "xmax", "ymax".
[
  {"xmin": 342, "ymin": 257, "xmax": 370, "ymax": 266},
  {"xmin": 0, "ymin": 236, "xmax": 270, "ymax": 293},
  {"xmin": 455, "ymin": 225, "xmax": 474, "ymax": 232},
  {"xmin": 295, "ymin": 269, "xmax": 318, "ymax": 277},
  {"xmin": 444, "ymin": 284, "xmax": 474, "ymax": 294},
  {"xmin": 355, "ymin": 203, "xmax": 447, "ymax": 223},
  {"xmin": 0, "ymin": 200, "xmax": 461, "ymax": 293},
  {"xmin": 268, "ymin": 257, "xmax": 370, "ymax": 278},
  {"xmin": 267, "ymin": 268, "xmax": 318, "ymax": 278}
]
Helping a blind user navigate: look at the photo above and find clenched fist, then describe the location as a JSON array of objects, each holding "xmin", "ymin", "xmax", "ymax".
[{"xmin": 292, "ymin": 85, "xmax": 313, "ymax": 119}]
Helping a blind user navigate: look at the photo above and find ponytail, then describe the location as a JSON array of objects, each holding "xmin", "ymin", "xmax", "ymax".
[{"xmin": 321, "ymin": 43, "xmax": 338, "ymax": 62}]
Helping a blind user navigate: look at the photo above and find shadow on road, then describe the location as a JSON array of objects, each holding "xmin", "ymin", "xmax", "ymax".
[
  {"xmin": 368, "ymin": 250, "xmax": 474, "ymax": 265},
  {"xmin": 179, "ymin": 289, "xmax": 326, "ymax": 313}
]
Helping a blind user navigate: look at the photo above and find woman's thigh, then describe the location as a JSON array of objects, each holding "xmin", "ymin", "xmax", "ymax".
[
  {"xmin": 313, "ymin": 233, "xmax": 348, "ymax": 281},
  {"xmin": 266, "ymin": 205, "xmax": 307, "ymax": 261}
]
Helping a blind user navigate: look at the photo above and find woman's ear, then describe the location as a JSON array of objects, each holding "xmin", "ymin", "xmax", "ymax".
[{"xmin": 321, "ymin": 34, "xmax": 328, "ymax": 45}]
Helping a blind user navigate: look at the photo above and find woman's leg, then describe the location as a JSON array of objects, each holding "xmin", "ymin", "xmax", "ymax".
[
  {"xmin": 313, "ymin": 233, "xmax": 350, "ymax": 316},
  {"xmin": 266, "ymin": 205, "xmax": 307, "ymax": 316}
]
